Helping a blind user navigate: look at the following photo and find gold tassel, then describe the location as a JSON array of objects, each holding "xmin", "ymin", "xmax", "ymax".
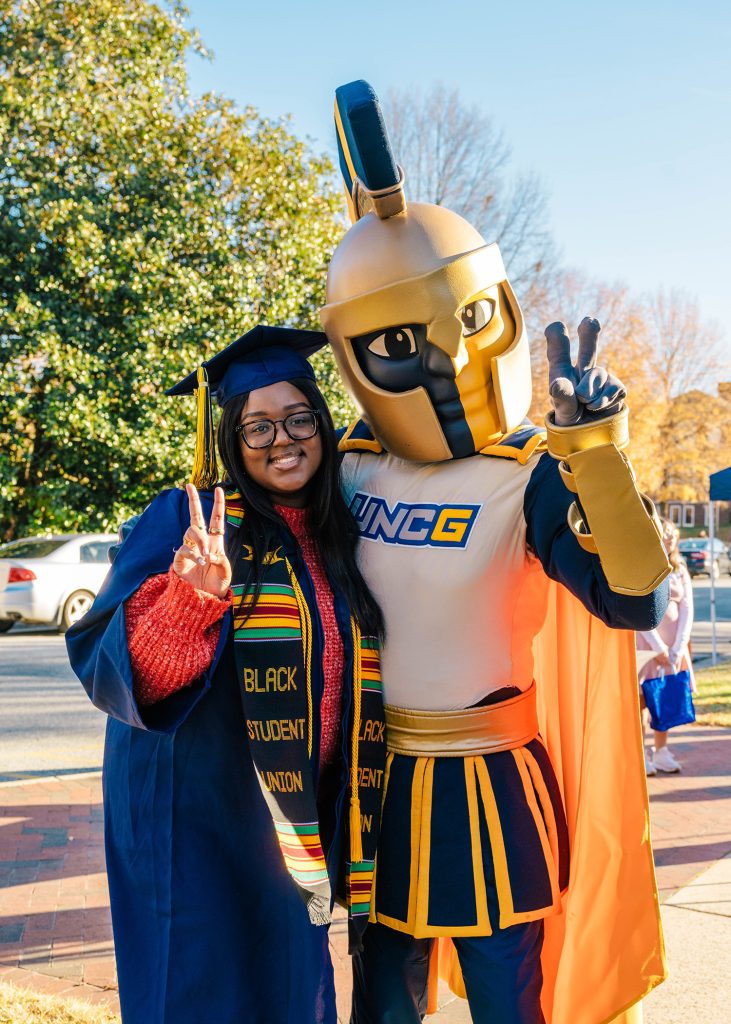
[
  {"xmin": 350, "ymin": 619, "xmax": 364, "ymax": 864},
  {"xmin": 350, "ymin": 796, "xmax": 363, "ymax": 863},
  {"xmin": 191, "ymin": 366, "xmax": 218, "ymax": 489}
]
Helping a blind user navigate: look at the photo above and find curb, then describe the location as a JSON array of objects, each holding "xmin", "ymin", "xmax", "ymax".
[{"xmin": 0, "ymin": 770, "xmax": 102, "ymax": 789}]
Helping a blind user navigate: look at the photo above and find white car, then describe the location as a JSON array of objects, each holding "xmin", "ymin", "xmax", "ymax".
[{"xmin": 0, "ymin": 533, "xmax": 116, "ymax": 633}]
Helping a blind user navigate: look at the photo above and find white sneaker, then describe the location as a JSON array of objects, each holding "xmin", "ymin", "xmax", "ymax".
[
  {"xmin": 645, "ymin": 750, "xmax": 657, "ymax": 776},
  {"xmin": 653, "ymin": 747, "xmax": 681, "ymax": 773}
]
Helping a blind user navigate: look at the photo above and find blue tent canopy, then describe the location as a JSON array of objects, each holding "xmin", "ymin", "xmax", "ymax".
[{"xmin": 710, "ymin": 467, "xmax": 731, "ymax": 501}]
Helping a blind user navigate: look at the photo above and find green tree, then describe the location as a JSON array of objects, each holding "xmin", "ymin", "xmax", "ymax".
[{"xmin": 0, "ymin": 0, "xmax": 351, "ymax": 540}]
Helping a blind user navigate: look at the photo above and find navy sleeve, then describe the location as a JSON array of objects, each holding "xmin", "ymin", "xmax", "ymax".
[
  {"xmin": 65, "ymin": 488, "xmax": 230, "ymax": 733},
  {"xmin": 524, "ymin": 452, "xmax": 668, "ymax": 630}
]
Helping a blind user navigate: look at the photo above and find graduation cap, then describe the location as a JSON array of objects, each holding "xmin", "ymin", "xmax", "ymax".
[{"xmin": 167, "ymin": 324, "xmax": 328, "ymax": 488}]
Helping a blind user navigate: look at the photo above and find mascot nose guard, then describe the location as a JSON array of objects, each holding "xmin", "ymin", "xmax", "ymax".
[{"xmin": 320, "ymin": 79, "xmax": 532, "ymax": 463}]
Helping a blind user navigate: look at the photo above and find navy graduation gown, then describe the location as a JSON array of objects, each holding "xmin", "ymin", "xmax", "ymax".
[{"xmin": 66, "ymin": 488, "xmax": 340, "ymax": 1024}]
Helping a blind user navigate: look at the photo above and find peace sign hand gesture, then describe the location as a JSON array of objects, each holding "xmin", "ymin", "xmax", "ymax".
[
  {"xmin": 172, "ymin": 484, "xmax": 232, "ymax": 599},
  {"xmin": 545, "ymin": 317, "xmax": 627, "ymax": 427}
]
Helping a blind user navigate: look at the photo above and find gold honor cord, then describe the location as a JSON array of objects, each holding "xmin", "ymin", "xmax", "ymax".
[
  {"xmin": 287, "ymin": 560, "xmax": 313, "ymax": 757},
  {"xmin": 350, "ymin": 619, "xmax": 364, "ymax": 863}
]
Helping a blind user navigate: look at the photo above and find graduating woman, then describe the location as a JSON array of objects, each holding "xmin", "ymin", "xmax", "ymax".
[{"xmin": 66, "ymin": 326, "xmax": 386, "ymax": 1024}]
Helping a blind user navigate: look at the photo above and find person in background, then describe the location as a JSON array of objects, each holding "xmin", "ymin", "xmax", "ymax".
[
  {"xmin": 66, "ymin": 326, "xmax": 386, "ymax": 1024},
  {"xmin": 638, "ymin": 518, "xmax": 695, "ymax": 774}
]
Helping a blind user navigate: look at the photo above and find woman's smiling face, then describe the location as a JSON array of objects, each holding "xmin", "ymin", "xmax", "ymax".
[{"xmin": 238, "ymin": 381, "xmax": 323, "ymax": 508}]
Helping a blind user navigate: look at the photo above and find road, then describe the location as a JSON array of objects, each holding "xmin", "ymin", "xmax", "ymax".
[
  {"xmin": 684, "ymin": 576, "xmax": 731, "ymax": 661},
  {"xmin": 689, "ymin": 574, "xmax": 731, "ymax": 619},
  {"xmin": 0, "ymin": 626, "xmax": 106, "ymax": 782},
  {"xmin": 1, "ymin": 579, "xmax": 730, "ymax": 781}
]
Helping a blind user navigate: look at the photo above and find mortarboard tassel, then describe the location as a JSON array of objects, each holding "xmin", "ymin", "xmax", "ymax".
[{"xmin": 191, "ymin": 366, "xmax": 219, "ymax": 489}]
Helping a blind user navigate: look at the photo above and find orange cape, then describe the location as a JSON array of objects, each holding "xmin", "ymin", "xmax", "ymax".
[{"xmin": 435, "ymin": 580, "xmax": 666, "ymax": 1023}]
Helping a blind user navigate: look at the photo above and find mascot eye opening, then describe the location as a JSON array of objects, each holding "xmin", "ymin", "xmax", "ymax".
[
  {"xmin": 460, "ymin": 298, "xmax": 494, "ymax": 338},
  {"xmin": 366, "ymin": 326, "xmax": 419, "ymax": 360}
]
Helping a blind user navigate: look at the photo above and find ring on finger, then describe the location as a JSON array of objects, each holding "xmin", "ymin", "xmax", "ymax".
[{"xmin": 209, "ymin": 528, "xmax": 224, "ymax": 535}]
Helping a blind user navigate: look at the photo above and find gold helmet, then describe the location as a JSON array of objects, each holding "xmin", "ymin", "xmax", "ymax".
[{"xmin": 320, "ymin": 80, "xmax": 532, "ymax": 463}]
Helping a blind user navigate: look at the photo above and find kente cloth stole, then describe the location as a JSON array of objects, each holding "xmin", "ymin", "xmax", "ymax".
[{"xmin": 226, "ymin": 490, "xmax": 385, "ymax": 941}]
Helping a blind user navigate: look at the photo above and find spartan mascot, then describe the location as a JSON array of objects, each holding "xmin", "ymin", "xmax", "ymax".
[{"xmin": 321, "ymin": 80, "xmax": 670, "ymax": 1024}]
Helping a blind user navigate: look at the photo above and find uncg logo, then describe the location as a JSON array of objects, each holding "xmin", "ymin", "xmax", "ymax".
[{"xmin": 350, "ymin": 492, "xmax": 480, "ymax": 549}]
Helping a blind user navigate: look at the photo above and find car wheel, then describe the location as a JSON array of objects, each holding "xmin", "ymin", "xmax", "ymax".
[
  {"xmin": 59, "ymin": 590, "xmax": 94, "ymax": 633},
  {"xmin": 0, "ymin": 618, "xmax": 15, "ymax": 634}
]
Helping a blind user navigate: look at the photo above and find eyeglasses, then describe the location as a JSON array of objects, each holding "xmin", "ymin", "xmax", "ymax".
[{"xmin": 235, "ymin": 410, "xmax": 320, "ymax": 449}]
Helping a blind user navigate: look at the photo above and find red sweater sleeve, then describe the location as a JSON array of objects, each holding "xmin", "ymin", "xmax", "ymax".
[{"xmin": 125, "ymin": 568, "xmax": 232, "ymax": 706}]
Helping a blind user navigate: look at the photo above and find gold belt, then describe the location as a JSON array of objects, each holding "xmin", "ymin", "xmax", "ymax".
[{"xmin": 384, "ymin": 683, "xmax": 538, "ymax": 757}]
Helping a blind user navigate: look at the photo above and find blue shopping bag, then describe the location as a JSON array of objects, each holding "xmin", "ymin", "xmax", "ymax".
[{"xmin": 641, "ymin": 669, "xmax": 695, "ymax": 732}]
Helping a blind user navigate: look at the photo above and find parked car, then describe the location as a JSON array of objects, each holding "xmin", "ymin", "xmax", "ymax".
[
  {"xmin": 0, "ymin": 534, "xmax": 116, "ymax": 633},
  {"xmin": 678, "ymin": 538, "xmax": 731, "ymax": 579}
]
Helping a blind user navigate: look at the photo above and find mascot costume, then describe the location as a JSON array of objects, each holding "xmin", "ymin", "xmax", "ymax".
[{"xmin": 320, "ymin": 80, "xmax": 671, "ymax": 1024}]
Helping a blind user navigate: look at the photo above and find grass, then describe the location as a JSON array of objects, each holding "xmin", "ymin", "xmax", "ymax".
[
  {"xmin": 693, "ymin": 662, "xmax": 731, "ymax": 727},
  {"xmin": 0, "ymin": 983, "xmax": 119, "ymax": 1024}
]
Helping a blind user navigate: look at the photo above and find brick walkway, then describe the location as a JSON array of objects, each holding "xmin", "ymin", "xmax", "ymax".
[
  {"xmin": 0, "ymin": 772, "xmax": 117, "ymax": 1009},
  {"xmin": 1, "ymin": 724, "xmax": 729, "ymax": 1021},
  {"xmin": 646, "ymin": 722, "xmax": 731, "ymax": 898}
]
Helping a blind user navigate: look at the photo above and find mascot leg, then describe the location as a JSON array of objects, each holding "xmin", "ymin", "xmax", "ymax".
[
  {"xmin": 351, "ymin": 920, "xmax": 545, "ymax": 1023},
  {"xmin": 452, "ymin": 921, "xmax": 545, "ymax": 1024},
  {"xmin": 350, "ymin": 923, "xmax": 432, "ymax": 1023}
]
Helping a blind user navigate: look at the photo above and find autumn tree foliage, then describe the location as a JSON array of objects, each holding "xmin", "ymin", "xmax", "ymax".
[
  {"xmin": 0, "ymin": 0, "xmax": 344, "ymax": 538},
  {"xmin": 384, "ymin": 84, "xmax": 556, "ymax": 309},
  {"xmin": 639, "ymin": 290, "xmax": 730, "ymax": 502},
  {"xmin": 530, "ymin": 277, "xmax": 730, "ymax": 500}
]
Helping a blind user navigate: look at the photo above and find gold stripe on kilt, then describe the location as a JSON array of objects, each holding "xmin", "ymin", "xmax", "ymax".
[
  {"xmin": 516, "ymin": 745, "xmax": 561, "ymax": 897},
  {"xmin": 414, "ymin": 758, "xmax": 435, "ymax": 934},
  {"xmin": 375, "ymin": 755, "xmax": 426, "ymax": 934},
  {"xmin": 474, "ymin": 756, "xmax": 514, "ymax": 929},
  {"xmin": 464, "ymin": 757, "xmax": 491, "ymax": 935},
  {"xmin": 368, "ymin": 750, "xmax": 394, "ymax": 925},
  {"xmin": 511, "ymin": 750, "xmax": 561, "ymax": 911},
  {"xmin": 408, "ymin": 758, "xmax": 427, "ymax": 929}
]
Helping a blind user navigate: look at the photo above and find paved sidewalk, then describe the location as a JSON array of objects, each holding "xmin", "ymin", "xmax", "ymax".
[
  {"xmin": 0, "ymin": 772, "xmax": 117, "ymax": 1009},
  {"xmin": 644, "ymin": 852, "xmax": 731, "ymax": 1024},
  {"xmin": 1, "ymin": 724, "xmax": 729, "ymax": 1022}
]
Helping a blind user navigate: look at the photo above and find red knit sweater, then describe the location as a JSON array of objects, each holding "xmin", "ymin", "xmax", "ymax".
[
  {"xmin": 125, "ymin": 507, "xmax": 344, "ymax": 766},
  {"xmin": 278, "ymin": 506, "xmax": 344, "ymax": 767}
]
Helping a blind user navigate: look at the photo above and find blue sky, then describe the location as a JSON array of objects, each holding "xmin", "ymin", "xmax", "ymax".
[{"xmin": 184, "ymin": 0, "xmax": 730, "ymax": 349}]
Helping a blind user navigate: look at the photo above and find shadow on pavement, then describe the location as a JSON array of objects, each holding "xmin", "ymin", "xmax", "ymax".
[
  {"xmin": 649, "ymin": 785, "xmax": 731, "ymax": 803},
  {"xmin": 654, "ymin": 839, "xmax": 731, "ymax": 869}
]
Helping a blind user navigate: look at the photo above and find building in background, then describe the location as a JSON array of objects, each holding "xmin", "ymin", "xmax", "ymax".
[{"xmin": 660, "ymin": 500, "xmax": 730, "ymax": 539}]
